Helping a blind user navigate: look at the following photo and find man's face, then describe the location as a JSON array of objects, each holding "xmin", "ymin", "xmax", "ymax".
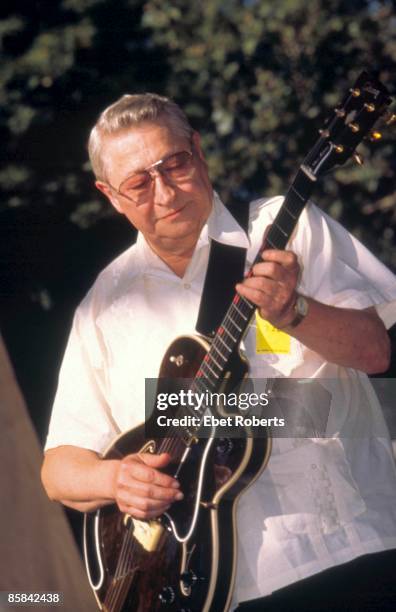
[{"xmin": 96, "ymin": 122, "xmax": 213, "ymax": 252}]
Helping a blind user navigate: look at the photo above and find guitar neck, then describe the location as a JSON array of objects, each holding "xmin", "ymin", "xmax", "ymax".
[
  {"xmin": 160, "ymin": 70, "xmax": 393, "ymax": 443},
  {"xmin": 193, "ymin": 168, "xmax": 315, "ymax": 400}
]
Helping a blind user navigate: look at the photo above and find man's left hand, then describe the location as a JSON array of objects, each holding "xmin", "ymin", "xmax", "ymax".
[{"xmin": 236, "ymin": 249, "xmax": 300, "ymax": 328}]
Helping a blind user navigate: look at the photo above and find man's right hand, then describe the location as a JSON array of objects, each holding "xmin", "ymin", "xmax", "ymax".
[
  {"xmin": 114, "ymin": 452, "xmax": 183, "ymax": 519},
  {"xmin": 41, "ymin": 446, "xmax": 183, "ymax": 516}
]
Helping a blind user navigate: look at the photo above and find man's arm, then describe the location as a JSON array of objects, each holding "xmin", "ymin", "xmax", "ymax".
[
  {"xmin": 236, "ymin": 249, "xmax": 391, "ymax": 374},
  {"xmin": 283, "ymin": 301, "xmax": 389, "ymax": 373},
  {"xmin": 41, "ymin": 446, "xmax": 183, "ymax": 517}
]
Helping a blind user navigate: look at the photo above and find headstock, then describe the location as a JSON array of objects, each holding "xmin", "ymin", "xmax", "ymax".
[{"xmin": 303, "ymin": 71, "xmax": 393, "ymax": 178}]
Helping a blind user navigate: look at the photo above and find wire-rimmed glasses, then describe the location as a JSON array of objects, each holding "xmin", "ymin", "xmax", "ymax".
[{"xmin": 109, "ymin": 149, "xmax": 195, "ymax": 206}]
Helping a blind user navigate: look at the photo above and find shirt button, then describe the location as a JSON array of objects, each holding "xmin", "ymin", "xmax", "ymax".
[
  {"xmin": 183, "ymin": 283, "xmax": 191, "ymax": 290},
  {"xmin": 311, "ymin": 464, "xmax": 317, "ymax": 469}
]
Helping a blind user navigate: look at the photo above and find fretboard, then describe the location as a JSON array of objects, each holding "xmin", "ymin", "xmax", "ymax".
[{"xmin": 191, "ymin": 167, "xmax": 315, "ymax": 407}]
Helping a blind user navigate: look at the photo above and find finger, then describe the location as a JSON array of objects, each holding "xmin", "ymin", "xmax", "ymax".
[
  {"xmin": 120, "ymin": 504, "xmax": 171, "ymax": 520},
  {"xmin": 119, "ymin": 493, "xmax": 181, "ymax": 513},
  {"xmin": 122, "ymin": 452, "xmax": 172, "ymax": 469},
  {"xmin": 122, "ymin": 453, "xmax": 179, "ymax": 488},
  {"xmin": 139, "ymin": 452, "xmax": 172, "ymax": 468},
  {"xmin": 124, "ymin": 479, "xmax": 184, "ymax": 502},
  {"xmin": 236, "ymin": 282, "xmax": 272, "ymax": 307},
  {"xmin": 251, "ymin": 261, "xmax": 285, "ymax": 282},
  {"xmin": 237, "ymin": 276, "xmax": 275, "ymax": 295},
  {"xmin": 120, "ymin": 461, "xmax": 180, "ymax": 489},
  {"xmin": 261, "ymin": 249, "xmax": 298, "ymax": 268}
]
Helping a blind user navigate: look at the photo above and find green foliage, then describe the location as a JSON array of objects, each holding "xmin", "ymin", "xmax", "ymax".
[
  {"xmin": 0, "ymin": 0, "xmax": 167, "ymax": 220},
  {"xmin": 142, "ymin": 0, "xmax": 396, "ymax": 267},
  {"xmin": 1, "ymin": 0, "xmax": 395, "ymax": 282},
  {"xmin": 1, "ymin": 0, "xmax": 395, "ymax": 424}
]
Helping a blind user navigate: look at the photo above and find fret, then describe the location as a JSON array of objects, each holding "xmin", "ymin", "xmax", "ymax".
[
  {"xmin": 239, "ymin": 295, "xmax": 254, "ymax": 310},
  {"xmin": 229, "ymin": 317, "xmax": 242, "ymax": 333},
  {"xmin": 203, "ymin": 373, "xmax": 216, "ymax": 389},
  {"xmin": 274, "ymin": 222, "xmax": 288, "ymax": 238},
  {"xmin": 195, "ymin": 368, "xmax": 215, "ymax": 389},
  {"xmin": 290, "ymin": 184, "xmax": 306, "ymax": 202},
  {"xmin": 202, "ymin": 360, "xmax": 219, "ymax": 379},
  {"xmin": 266, "ymin": 236, "xmax": 276, "ymax": 249},
  {"xmin": 283, "ymin": 204, "xmax": 297, "ymax": 220},
  {"xmin": 208, "ymin": 353, "xmax": 223, "ymax": 370},
  {"xmin": 211, "ymin": 343, "xmax": 227, "ymax": 361},
  {"xmin": 217, "ymin": 334, "xmax": 232, "ymax": 351},
  {"xmin": 268, "ymin": 224, "xmax": 284, "ymax": 248},
  {"xmin": 232, "ymin": 302, "xmax": 248, "ymax": 320},
  {"xmin": 223, "ymin": 326, "xmax": 237, "ymax": 341},
  {"xmin": 276, "ymin": 209, "xmax": 296, "ymax": 235},
  {"xmin": 193, "ymin": 377, "xmax": 207, "ymax": 393},
  {"xmin": 185, "ymin": 402, "xmax": 200, "ymax": 418}
]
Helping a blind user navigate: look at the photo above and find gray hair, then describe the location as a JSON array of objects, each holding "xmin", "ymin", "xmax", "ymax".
[{"xmin": 88, "ymin": 93, "xmax": 194, "ymax": 180}]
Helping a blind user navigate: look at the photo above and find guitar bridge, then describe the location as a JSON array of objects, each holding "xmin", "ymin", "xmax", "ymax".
[{"xmin": 124, "ymin": 515, "xmax": 164, "ymax": 552}]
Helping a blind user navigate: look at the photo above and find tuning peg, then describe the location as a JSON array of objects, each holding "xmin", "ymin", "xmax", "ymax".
[
  {"xmin": 353, "ymin": 152, "xmax": 364, "ymax": 165},
  {"xmin": 350, "ymin": 88, "xmax": 361, "ymax": 97},
  {"xmin": 384, "ymin": 112, "xmax": 396, "ymax": 126},
  {"xmin": 319, "ymin": 129, "xmax": 330, "ymax": 138},
  {"xmin": 364, "ymin": 103, "xmax": 375, "ymax": 112},
  {"xmin": 349, "ymin": 122, "xmax": 360, "ymax": 133},
  {"xmin": 369, "ymin": 131, "xmax": 382, "ymax": 141}
]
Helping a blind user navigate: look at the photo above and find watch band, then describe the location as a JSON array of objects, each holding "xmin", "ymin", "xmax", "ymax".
[
  {"xmin": 288, "ymin": 310, "xmax": 305, "ymax": 328},
  {"xmin": 288, "ymin": 294, "xmax": 309, "ymax": 328}
]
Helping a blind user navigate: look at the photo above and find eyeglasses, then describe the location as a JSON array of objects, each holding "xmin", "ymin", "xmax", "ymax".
[{"xmin": 110, "ymin": 149, "xmax": 195, "ymax": 206}]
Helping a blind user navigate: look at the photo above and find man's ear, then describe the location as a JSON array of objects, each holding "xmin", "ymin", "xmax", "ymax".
[
  {"xmin": 192, "ymin": 131, "xmax": 206, "ymax": 162},
  {"xmin": 95, "ymin": 181, "xmax": 123, "ymax": 214}
]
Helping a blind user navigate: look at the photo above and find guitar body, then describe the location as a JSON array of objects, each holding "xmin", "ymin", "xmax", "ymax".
[{"xmin": 84, "ymin": 335, "xmax": 271, "ymax": 612}]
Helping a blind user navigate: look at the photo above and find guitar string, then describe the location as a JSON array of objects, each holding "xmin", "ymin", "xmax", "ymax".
[
  {"xmin": 116, "ymin": 546, "xmax": 140, "ymax": 611},
  {"xmin": 112, "ymin": 511, "xmax": 164, "ymax": 611},
  {"xmin": 107, "ymin": 535, "xmax": 143, "ymax": 612},
  {"xmin": 106, "ymin": 570, "xmax": 134, "ymax": 612},
  {"xmin": 105, "ymin": 521, "xmax": 135, "ymax": 611},
  {"xmin": 109, "ymin": 571, "xmax": 136, "ymax": 612}
]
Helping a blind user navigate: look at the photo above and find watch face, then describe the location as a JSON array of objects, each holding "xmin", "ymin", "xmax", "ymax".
[{"xmin": 296, "ymin": 296, "xmax": 309, "ymax": 317}]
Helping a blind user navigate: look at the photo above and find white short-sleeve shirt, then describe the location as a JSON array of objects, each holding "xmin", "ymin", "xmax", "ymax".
[{"xmin": 45, "ymin": 194, "xmax": 396, "ymax": 604}]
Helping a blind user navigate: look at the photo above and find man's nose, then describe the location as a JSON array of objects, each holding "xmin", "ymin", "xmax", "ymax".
[{"xmin": 151, "ymin": 171, "xmax": 176, "ymax": 206}]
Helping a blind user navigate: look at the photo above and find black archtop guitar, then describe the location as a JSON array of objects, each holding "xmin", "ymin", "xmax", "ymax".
[{"xmin": 84, "ymin": 72, "xmax": 393, "ymax": 612}]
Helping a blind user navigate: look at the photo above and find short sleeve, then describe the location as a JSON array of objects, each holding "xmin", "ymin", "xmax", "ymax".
[
  {"xmin": 291, "ymin": 203, "xmax": 396, "ymax": 327},
  {"xmin": 44, "ymin": 299, "xmax": 120, "ymax": 454}
]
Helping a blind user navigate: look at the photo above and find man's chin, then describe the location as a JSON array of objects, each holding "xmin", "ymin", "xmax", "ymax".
[{"xmin": 156, "ymin": 219, "xmax": 202, "ymax": 241}]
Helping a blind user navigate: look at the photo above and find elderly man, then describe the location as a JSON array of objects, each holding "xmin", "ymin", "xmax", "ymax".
[{"xmin": 42, "ymin": 93, "xmax": 396, "ymax": 610}]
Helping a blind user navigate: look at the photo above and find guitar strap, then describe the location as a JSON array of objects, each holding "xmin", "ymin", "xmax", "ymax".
[{"xmin": 195, "ymin": 202, "xmax": 249, "ymax": 338}]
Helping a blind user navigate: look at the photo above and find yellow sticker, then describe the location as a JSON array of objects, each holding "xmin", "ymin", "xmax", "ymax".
[{"xmin": 255, "ymin": 312, "xmax": 291, "ymax": 354}]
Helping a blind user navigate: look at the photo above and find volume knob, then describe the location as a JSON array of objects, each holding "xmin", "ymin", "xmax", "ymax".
[
  {"xmin": 158, "ymin": 586, "xmax": 175, "ymax": 605},
  {"xmin": 180, "ymin": 570, "xmax": 198, "ymax": 588}
]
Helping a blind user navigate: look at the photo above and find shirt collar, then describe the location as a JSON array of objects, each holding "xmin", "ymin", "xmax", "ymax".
[{"xmin": 197, "ymin": 191, "xmax": 250, "ymax": 250}]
